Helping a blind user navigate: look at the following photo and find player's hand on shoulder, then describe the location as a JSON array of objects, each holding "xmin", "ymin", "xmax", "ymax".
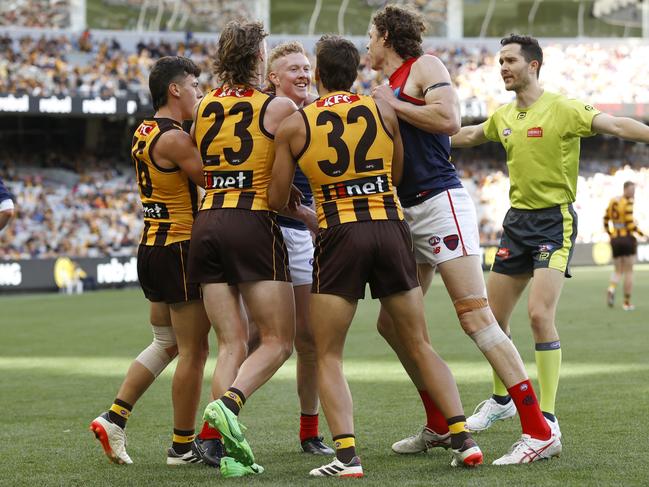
[{"xmin": 372, "ymin": 84, "xmax": 397, "ymax": 107}]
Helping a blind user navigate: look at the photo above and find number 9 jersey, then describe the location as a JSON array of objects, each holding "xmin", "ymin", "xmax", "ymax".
[
  {"xmin": 297, "ymin": 91, "xmax": 403, "ymax": 229},
  {"xmin": 131, "ymin": 118, "xmax": 198, "ymax": 246},
  {"xmin": 194, "ymin": 87, "xmax": 276, "ymax": 212}
]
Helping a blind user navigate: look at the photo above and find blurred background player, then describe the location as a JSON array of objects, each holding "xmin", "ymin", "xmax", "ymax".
[
  {"xmin": 190, "ymin": 20, "xmax": 306, "ymax": 478},
  {"xmin": 0, "ymin": 177, "xmax": 15, "ymax": 232},
  {"xmin": 269, "ymin": 34, "xmax": 483, "ymax": 477},
  {"xmin": 367, "ymin": 4, "xmax": 554, "ymax": 464},
  {"xmin": 90, "ymin": 56, "xmax": 213, "ymax": 466},
  {"xmin": 453, "ymin": 34, "xmax": 649, "ymax": 464},
  {"xmin": 265, "ymin": 41, "xmax": 333, "ymax": 456},
  {"xmin": 604, "ymin": 181, "xmax": 645, "ymax": 310}
]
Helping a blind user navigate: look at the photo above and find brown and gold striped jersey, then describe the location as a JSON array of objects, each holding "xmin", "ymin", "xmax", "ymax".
[
  {"xmin": 297, "ymin": 91, "xmax": 402, "ymax": 229},
  {"xmin": 132, "ymin": 118, "xmax": 198, "ymax": 246},
  {"xmin": 194, "ymin": 86, "xmax": 276, "ymax": 211},
  {"xmin": 604, "ymin": 196, "xmax": 644, "ymax": 238}
]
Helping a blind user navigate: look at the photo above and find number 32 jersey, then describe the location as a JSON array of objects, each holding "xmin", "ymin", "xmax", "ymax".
[
  {"xmin": 297, "ymin": 91, "xmax": 403, "ymax": 229},
  {"xmin": 194, "ymin": 86, "xmax": 276, "ymax": 212},
  {"xmin": 131, "ymin": 117, "xmax": 198, "ymax": 246}
]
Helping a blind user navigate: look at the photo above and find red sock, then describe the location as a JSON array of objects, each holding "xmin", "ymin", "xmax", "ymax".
[
  {"xmin": 417, "ymin": 390, "xmax": 449, "ymax": 434},
  {"xmin": 198, "ymin": 421, "xmax": 222, "ymax": 440},
  {"xmin": 508, "ymin": 379, "xmax": 551, "ymax": 440},
  {"xmin": 299, "ymin": 413, "xmax": 319, "ymax": 442}
]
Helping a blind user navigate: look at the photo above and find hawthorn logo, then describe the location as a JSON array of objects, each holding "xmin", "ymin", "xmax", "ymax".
[
  {"xmin": 443, "ymin": 234, "xmax": 459, "ymax": 251},
  {"xmin": 527, "ymin": 127, "xmax": 543, "ymax": 137},
  {"xmin": 317, "ymin": 93, "xmax": 360, "ymax": 108},
  {"xmin": 138, "ymin": 123, "xmax": 155, "ymax": 136},
  {"xmin": 215, "ymin": 87, "xmax": 254, "ymax": 98},
  {"xmin": 497, "ymin": 247, "xmax": 510, "ymax": 259}
]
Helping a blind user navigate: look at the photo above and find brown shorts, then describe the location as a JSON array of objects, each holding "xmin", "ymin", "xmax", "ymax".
[
  {"xmin": 611, "ymin": 236, "xmax": 637, "ymax": 258},
  {"xmin": 312, "ymin": 220, "xmax": 419, "ymax": 299},
  {"xmin": 137, "ymin": 240, "xmax": 200, "ymax": 304},
  {"xmin": 187, "ymin": 209, "xmax": 290, "ymax": 285}
]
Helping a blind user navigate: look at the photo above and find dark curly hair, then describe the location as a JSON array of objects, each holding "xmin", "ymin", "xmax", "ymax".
[
  {"xmin": 500, "ymin": 34, "xmax": 543, "ymax": 78},
  {"xmin": 315, "ymin": 35, "xmax": 360, "ymax": 92},
  {"xmin": 214, "ymin": 20, "xmax": 267, "ymax": 87},
  {"xmin": 149, "ymin": 56, "xmax": 201, "ymax": 111},
  {"xmin": 371, "ymin": 4, "xmax": 425, "ymax": 60}
]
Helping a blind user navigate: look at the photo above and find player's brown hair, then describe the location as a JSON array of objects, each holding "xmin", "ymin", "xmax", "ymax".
[
  {"xmin": 149, "ymin": 56, "xmax": 201, "ymax": 111},
  {"xmin": 501, "ymin": 34, "xmax": 544, "ymax": 78},
  {"xmin": 214, "ymin": 20, "xmax": 267, "ymax": 87},
  {"xmin": 265, "ymin": 41, "xmax": 307, "ymax": 94},
  {"xmin": 315, "ymin": 35, "xmax": 360, "ymax": 92},
  {"xmin": 624, "ymin": 181, "xmax": 635, "ymax": 190},
  {"xmin": 371, "ymin": 4, "xmax": 425, "ymax": 60}
]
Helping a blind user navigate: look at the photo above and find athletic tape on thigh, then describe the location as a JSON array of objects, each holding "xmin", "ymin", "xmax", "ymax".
[
  {"xmin": 470, "ymin": 322, "xmax": 509, "ymax": 352},
  {"xmin": 135, "ymin": 325, "xmax": 177, "ymax": 377},
  {"xmin": 453, "ymin": 295, "xmax": 488, "ymax": 316}
]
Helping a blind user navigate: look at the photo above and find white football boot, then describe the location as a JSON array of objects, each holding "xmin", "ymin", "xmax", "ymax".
[
  {"xmin": 492, "ymin": 433, "xmax": 562, "ymax": 465},
  {"xmin": 89, "ymin": 413, "xmax": 133, "ymax": 465},
  {"xmin": 467, "ymin": 398, "xmax": 516, "ymax": 432},
  {"xmin": 391, "ymin": 426, "xmax": 451, "ymax": 454}
]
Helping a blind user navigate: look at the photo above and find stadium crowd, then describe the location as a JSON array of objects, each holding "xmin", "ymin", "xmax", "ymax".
[
  {"xmin": 0, "ymin": 0, "xmax": 70, "ymax": 29},
  {"xmin": 2, "ymin": 150, "xmax": 648, "ymax": 259},
  {"xmin": 2, "ymin": 33, "xmax": 649, "ymax": 106}
]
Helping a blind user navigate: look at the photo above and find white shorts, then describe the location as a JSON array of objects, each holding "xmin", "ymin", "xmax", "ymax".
[
  {"xmin": 403, "ymin": 187, "xmax": 480, "ymax": 266},
  {"xmin": 0, "ymin": 199, "xmax": 14, "ymax": 212},
  {"xmin": 281, "ymin": 226, "xmax": 314, "ymax": 286}
]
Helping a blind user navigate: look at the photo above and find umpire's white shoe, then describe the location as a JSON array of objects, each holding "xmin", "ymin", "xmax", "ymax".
[
  {"xmin": 391, "ymin": 426, "xmax": 451, "ymax": 454},
  {"xmin": 89, "ymin": 413, "xmax": 133, "ymax": 465},
  {"xmin": 309, "ymin": 456, "xmax": 364, "ymax": 477},
  {"xmin": 467, "ymin": 398, "xmax": 516, "ymax": 432},
  {"xmin": 492, "ymin": 434, "xmax": 562, "ymax": 465}
]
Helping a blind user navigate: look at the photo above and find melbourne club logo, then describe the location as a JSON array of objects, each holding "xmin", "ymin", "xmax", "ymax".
[{"xmin": 443, "ymin": 234, "xmax": 459, "ymax": 251}]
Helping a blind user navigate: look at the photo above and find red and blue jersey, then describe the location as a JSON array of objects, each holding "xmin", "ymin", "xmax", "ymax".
[{"xmin": 389, "ymin": 57, "xmax": 462, "ymax": 207}]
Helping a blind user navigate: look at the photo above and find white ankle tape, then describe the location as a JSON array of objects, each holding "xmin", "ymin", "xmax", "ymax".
[
  {"xmin": 135, "ymin": 325, "xmax": 177, "ymax": 377},
  {"xmin": 470, "ymin": 322, "xmax": 509, "ymax": 352}
]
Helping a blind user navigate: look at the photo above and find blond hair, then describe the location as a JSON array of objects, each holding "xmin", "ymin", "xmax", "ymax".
[{"xmin": 265, "ymin": 41, "xmax": 307, "ymax": 94}]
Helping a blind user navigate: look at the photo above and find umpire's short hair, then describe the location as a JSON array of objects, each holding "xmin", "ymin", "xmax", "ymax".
[{"xmin": 500, "ymin": 34, "xmax": 543, "ymax": 78}]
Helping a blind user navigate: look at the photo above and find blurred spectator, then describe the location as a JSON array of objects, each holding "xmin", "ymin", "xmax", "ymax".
[{"xmin": 0, "ymin": 0, "xmax": 70, "ymax": 29}]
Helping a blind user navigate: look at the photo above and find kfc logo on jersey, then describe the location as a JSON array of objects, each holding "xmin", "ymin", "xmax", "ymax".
[
  {"xmin": 443, "ymin": 234, "xmax": 459, "ymax": 251},
  {"xmin": 142, "ymin": 202, "xmax": 169, "ymax": 219},
  {"xmin": 316, "ymin": 93, "xmax": 360, "ymax": 108},
  {"xmin": 204, "ymin": 170, "xmax": 253, "ymax": 189},
  {"xmin": 138, "ymin": 123, "xmax": 155, "ymax": 137},
  {"xmin": 527, "ymin": 127, "xmax": 543, "ymax": 137},
  {"xmin": 215, "ymin": 87, "xmax": 254, "ymax": 98},
  {"xmin": 321, "ymin": 174, "xmax": 389, "ymax": 201},
  {"xmin": 497, "ymin": 247, "xmax": 510, "ymax": 259}
]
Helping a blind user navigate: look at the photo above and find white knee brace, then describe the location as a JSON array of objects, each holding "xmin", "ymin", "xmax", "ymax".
[
  {"xmin": 470, "ymin": 322, "xmax": 509, "ymax": 352},
  {"xmin": 135, "ymin": 326, "xmax": 177, "ymax": 377}
]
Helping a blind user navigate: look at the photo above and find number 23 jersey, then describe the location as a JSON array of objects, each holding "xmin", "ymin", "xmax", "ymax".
[
  {"xmin": 131, "ymin": 117, "xmax": 198, "ymax": 246},
  {"xmin": 297, "ymin": 91, "xmax": 403, "ymax": 229},
  {"xmin": 194, "ymin": 86, "xmax": 276, "ymax": 212}
]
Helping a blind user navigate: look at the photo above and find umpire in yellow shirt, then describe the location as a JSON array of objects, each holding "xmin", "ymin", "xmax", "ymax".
[{"xmin": 451, "ymin": 34, "xmax": 649, "ymax": 461}]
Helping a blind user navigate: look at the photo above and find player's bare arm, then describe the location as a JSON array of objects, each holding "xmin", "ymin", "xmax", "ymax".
[
  {"xmin": 451, "ymin": 122, "xmax": 489, "ymax": 148},
  {"xmin": 0, "ymin": 207, "xmax": 13, "ymax": 231},
  {"xmin": 373, "ymin": 55, "xmax": 460, "ymax": 135},
  {"xmin": 263, "ymin": 96, "xmax": 299, "ymax": 135},
  {"xmin": 152, "ymin": 130, "xmax": 205, "ymax": 187},
  {"xmin": 374, "ymin": 97, "xmax": 404, "ymax": 186},
  {"xmin": 591, "ymin": 113, "xmax": 649, "ymax": 143},
  {"xmin": 268, "ymin": 111, "xmax": 304, "ymax": 210}
]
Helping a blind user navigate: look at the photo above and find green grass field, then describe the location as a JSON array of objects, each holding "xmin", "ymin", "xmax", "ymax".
[{"xmin": 1, "ymin": 266, "xmax": 647, "ymax": 486}]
